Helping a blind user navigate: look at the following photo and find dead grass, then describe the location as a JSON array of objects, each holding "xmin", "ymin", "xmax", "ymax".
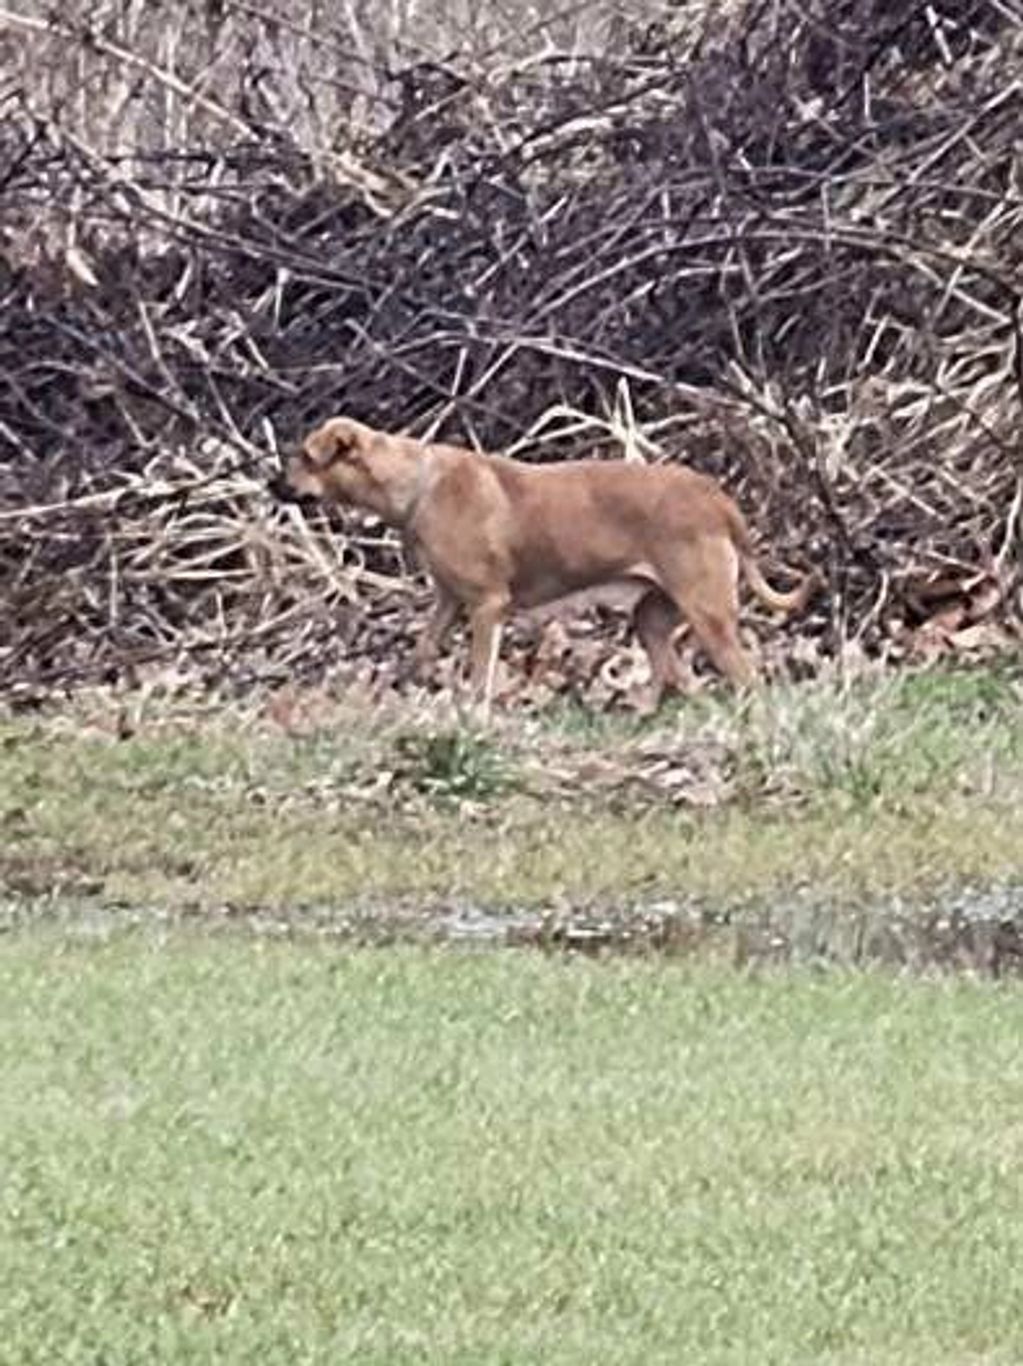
[{"xmin": 1, "ymin": 663, "xmax": 1020, "ymax": 915}]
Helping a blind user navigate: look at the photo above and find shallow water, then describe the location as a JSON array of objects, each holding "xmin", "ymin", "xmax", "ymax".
[{"xmin": 3, "ymin": 883, "xmax": 1022, "ymax": 976}]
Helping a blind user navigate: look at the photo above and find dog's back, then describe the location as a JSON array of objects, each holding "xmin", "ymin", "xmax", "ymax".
[{"xmin": 489, "ymin": 453, "xmax": 735, "ymax": 540}]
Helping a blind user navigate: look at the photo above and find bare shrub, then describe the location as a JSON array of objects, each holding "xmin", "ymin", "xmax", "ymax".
[{"xmin": 1, "ymin": 0, "xmax": 1020, "ymax": 698}]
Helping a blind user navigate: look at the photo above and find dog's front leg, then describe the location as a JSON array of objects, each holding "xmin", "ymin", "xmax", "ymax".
[
  {"xmin": 413, "ymin": 587, "xmax": 461, "ymax": 682},
  {"xmin": 468, "ymin": 593, "xmax": 510, "ymax": 719}
]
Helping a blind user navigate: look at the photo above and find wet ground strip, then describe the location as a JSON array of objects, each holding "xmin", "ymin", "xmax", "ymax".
[{"xmin": 3, "ymin": 883, "xmax": 1022, "ymax": 976}]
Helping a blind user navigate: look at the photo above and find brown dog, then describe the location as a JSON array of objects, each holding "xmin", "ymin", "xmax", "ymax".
[{"xmin": 284, "ymin": 417, "xmax": 818, "ymax": 710}]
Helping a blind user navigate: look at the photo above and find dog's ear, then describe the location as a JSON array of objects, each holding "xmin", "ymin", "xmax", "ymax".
[
  {"xmin": 304, "ymin": 421, "xmax": 352, "ymax": 468},
  {"xmin": 302, "ymin": 427, "xmax": 334, "ymax": 468},
  {"xmin": 315, "ymin": 420, "xmax": 371, "ymax": 468},
  {"xmin": 338, "ymin": 424, "xmax": 370, "ymax": 468}
]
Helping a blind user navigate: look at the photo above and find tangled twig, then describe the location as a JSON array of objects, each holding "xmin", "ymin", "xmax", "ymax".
[{"xmin": 1, "ymin": 0, "xmax": 1021, "ymax": 698}]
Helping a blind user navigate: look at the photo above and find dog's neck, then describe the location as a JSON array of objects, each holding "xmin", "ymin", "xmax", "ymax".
[{"xmin": 392, "ymin": 446, "xmax": 433, "ymax": 529}]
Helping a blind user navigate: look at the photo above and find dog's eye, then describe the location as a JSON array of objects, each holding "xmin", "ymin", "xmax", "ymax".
[{"xmin": 333, "ymin": 438, "xmax": 363, "ymax": 466}]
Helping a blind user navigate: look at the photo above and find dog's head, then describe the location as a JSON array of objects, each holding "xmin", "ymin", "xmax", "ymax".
[{"xmin": 284, "ymin": 417, "xmax": 381, "ymax": 507}]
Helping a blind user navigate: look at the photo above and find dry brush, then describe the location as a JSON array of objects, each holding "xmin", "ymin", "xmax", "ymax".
[{"xmin": 1, "ymin": 0, "xmax": 1021, "ymax": 702}]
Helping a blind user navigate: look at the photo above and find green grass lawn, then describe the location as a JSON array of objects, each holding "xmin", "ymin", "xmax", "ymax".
[{"xmin": 2, "ymin": 935, "xmax": 1022, "ymax": 1365}]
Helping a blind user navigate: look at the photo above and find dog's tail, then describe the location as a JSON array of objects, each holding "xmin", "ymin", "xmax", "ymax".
[{"xmin": 726, "ymin": 504, "xmax": 820, "ymax": 614}]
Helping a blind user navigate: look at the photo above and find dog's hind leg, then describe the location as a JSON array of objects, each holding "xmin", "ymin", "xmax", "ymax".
[
  {"xmin": 633, "ymin": 589, "xmax": 689, "ymax": 710},
  {"xmin": 661, "ymin": 537, "xmax": 758, "ymax": 690},
  {"xmin": 684, "ymin": 608, "xmax": 756, "ymax": 689}
]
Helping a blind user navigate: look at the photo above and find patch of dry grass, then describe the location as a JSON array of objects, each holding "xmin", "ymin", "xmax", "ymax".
[{"xmin": 2, "ymin": 664, "xmax": 1020, "ymax": 914}]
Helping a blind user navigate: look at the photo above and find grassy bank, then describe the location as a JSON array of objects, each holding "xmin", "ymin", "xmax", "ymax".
[
  {"xmin": 3, "ymin": 937, "xmax": 1022, "ymax": 1364},
  {"xmin": 1, "ymin": 664, "xmax": 1021, "ymax": 916}
]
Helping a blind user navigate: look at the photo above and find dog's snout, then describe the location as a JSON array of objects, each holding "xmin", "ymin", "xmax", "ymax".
[
  {"xmin": 268, "ymin": 467, "xmax": 311, "ymax": 504},
  {"xmin": 267, "ymin": 471, "xmax": 293, "ymax": 502}
]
